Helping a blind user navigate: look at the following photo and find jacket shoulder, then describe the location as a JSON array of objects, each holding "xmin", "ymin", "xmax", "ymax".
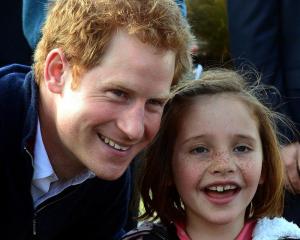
[
  {"xmin": 0, "ymin": 64, "xmax": 35, "ymax": 133},
  {"xmin": 0, "ymin": 64, "xmax": 31, "ymax": 98}
]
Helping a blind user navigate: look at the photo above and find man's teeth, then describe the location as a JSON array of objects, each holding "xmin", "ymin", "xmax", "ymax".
[
  {"xmin": 208, "ymin": 185, "xmax": 237, "ymax": 193},
  {"xmin": 101, "ymin": 136, "xmax": 129, "ymax": 151}
]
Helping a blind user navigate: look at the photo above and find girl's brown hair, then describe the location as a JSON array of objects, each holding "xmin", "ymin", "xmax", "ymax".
[{"xmin": 140, "ymin": 69, "xmax": 286, "ymax": 225}]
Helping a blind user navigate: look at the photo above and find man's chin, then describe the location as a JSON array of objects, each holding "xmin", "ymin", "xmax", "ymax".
[{"xmin": 94, "ymin": 165, "xmax": 129, "ymax": 181}]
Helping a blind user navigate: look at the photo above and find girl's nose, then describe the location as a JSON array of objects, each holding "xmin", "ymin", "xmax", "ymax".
[{"xmin": 209, "ymin": 151, "xmax": 237, "ymax": 175}]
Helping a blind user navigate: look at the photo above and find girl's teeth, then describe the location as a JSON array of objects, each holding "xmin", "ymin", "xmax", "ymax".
[{"xmin": 208, "ymin": 185, "xmax": 237, "ymax": 192}]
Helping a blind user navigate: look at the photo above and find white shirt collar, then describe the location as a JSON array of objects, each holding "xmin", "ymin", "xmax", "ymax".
[
  {"xmin": 31, "ymin": 120, "xmax": 95, "ymax": 207},
  {"xmin": 31, "ymin": 120, "xmax": 58, "ymax": 199}
]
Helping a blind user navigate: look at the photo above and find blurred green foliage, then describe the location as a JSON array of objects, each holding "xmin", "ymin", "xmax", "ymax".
[{"xmin": 187, "ymin": 0, "xmax": 231, "ymax": 67}]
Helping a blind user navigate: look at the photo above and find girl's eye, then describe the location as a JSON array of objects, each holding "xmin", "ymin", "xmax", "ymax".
[
  {"xmin": 191, "ymin": 146, "xmax": 209, "ymax": 154},
  {"xmin": 233, "ymin": 145, "xmax": 251, "ymax": 153}
]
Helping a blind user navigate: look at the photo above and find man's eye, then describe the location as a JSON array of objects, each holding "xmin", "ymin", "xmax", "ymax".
[
  {"xmin": 147, "ymin": 99, "xmax": 164, "ymax": 106},
  {"xmin": 233, "ymin": 145, "xmax": 251, "ymax": 152},
  {"xmin": 191, "ymin": 146, "xmax": 209, "ymax": 154},
  {"xmin": 111, "ymin": 89, "xmax": 126, "ymax": 98}
]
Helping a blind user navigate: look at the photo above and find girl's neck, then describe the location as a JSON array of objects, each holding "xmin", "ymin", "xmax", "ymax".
[{"xmin": 185, "ymin": 216, "xmax": 244, "ymax": 240}]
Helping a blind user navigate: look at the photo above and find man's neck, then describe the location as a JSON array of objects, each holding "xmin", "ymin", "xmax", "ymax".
[{"xmin": 38, "ymin": 93, "xmax": 86, "ymax": 180}]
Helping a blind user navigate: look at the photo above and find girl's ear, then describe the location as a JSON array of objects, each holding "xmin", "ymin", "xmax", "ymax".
[
  {"xmin": 44, "ymin": 48, "xmax": 69, "ymax": 94},
  {"xmin": 259, "ymin": 175, "xmax": 264, "ymax": 184},
  {"xmin": 166, "ymin": 175, "xmax": 174, "ymax": 186},
  {"xmin": 259, "ymin": 167, "xmax": 265, "ymax": 184}
]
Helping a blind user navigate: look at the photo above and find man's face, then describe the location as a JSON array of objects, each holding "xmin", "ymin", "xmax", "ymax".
[{"xmin": 53, "ymin": 30, "xmax": 175, "ymax": 180}]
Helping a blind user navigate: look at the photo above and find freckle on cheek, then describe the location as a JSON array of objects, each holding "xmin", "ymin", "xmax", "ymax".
[{"xmin": 239, "ymin": 162, "xmax": 255, "ymax": 173}]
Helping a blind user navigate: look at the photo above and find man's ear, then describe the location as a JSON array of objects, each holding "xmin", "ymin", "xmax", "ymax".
[{"xmin": 44, "ymin": 48, "xmax": 69, "ymax": 94}]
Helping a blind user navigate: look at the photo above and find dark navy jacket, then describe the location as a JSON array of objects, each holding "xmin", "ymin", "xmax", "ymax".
[
  {"xmin": 227, "ymin": 0, "xmax": 300, "ymax": 136},
  {"xmin": 227, "ymin": 0, "xmax": 300, "ymax": 226},
  {"xmin": 0, "ymin": 64, "xmax": 131, "ymax": 239}
]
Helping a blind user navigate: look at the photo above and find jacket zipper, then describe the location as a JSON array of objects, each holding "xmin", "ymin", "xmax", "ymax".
[
  {"xmin": 33, "ymin": 215, "xmax": 37, "ymax": 236},
  {"xmin": 24, "ymin": 146, "xmax": 34, "ymax": 167},
  {"xmin": 24, "ymin": 147, "xmax": 36, "ymax": 236},
  {"xmin": 33, "ymin": 186, "xmax": 80, "ymax": 236},
  {"xmin": 24, "ymin": 147, "xmax": 79, "ymax": 237}
]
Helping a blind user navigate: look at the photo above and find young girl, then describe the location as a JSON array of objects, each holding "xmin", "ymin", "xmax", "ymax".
[{"xmin": 122, "ymin": 69, "xmax": 300, "ymax": 240}]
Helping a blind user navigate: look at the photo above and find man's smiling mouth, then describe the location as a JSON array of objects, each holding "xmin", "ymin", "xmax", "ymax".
[{"xmin": 99, "ymin": 135, "xmax": 130, "ymax": 151}]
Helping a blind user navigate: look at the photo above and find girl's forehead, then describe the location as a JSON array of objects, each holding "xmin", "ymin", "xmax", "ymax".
[
  {"xmin": 189, "ymin": 93, "xmax": 258, "ymax": 115},
  {"xmin": 176, "ymin": 94, "xmax": 260, "ymax": 136}
]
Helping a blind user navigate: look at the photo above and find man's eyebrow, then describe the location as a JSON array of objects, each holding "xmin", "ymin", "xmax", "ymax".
[
  {"xmin": 104, "ymin": 83, "xmax": 134, "ymax": 93},
  {"xmin": 107, "ymin": 82, "xmax": 171, "ymax": 100},
  {"xmin": 153, "ymin": 94, "xmax": 170, "ymax": 102}
]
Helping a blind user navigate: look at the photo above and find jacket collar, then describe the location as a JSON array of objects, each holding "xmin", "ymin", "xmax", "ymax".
[{"xmin": 21, "ymin": 69, "xmax": 39, "ymax": 153}]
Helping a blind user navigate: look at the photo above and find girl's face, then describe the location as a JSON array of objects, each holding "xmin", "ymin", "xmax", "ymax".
[{"xmin": 172, "ymin": 94, "xmax": 263, "ymax": 232}]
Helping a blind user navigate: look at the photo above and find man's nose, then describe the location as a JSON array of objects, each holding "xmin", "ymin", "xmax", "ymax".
[
  {"xmin": 117, "ymin": 102, "xmax": 145, "ymax": 142},
  {"xmin": 209, "ymin": 151, "xmax": 237, "ymax": 175}
]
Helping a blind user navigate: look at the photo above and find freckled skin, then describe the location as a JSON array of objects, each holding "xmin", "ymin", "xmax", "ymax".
[
  {"xmin": 209, "ymin": 151, "xmax": 254, "ymax": 176},
  {"xmin": 172, "ymin": 94, "xmax": 263, "ymax": 239}
]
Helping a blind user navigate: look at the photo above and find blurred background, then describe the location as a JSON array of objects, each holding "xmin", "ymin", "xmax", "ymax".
[{"xmin": 186, "ymin": 0, "xmax": 231, "ymax": 68}]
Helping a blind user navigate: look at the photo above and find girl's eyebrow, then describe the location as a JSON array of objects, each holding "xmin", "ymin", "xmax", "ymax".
[
  {"xmin": 234, "ymin": 134, "xmax": 257, "ymax": 143},
  {"xmin": 180, "ymin": 134, "xmax": 210, "ymax": 146},
  {"xmin": 180, "ymin": 134, "xmax": 258, "ymax": 146}
]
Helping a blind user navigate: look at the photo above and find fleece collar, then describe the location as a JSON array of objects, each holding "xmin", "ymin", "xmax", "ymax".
[{"xmin": 253, "ymin": 217, "xmax": 300, "ymax": 240}]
